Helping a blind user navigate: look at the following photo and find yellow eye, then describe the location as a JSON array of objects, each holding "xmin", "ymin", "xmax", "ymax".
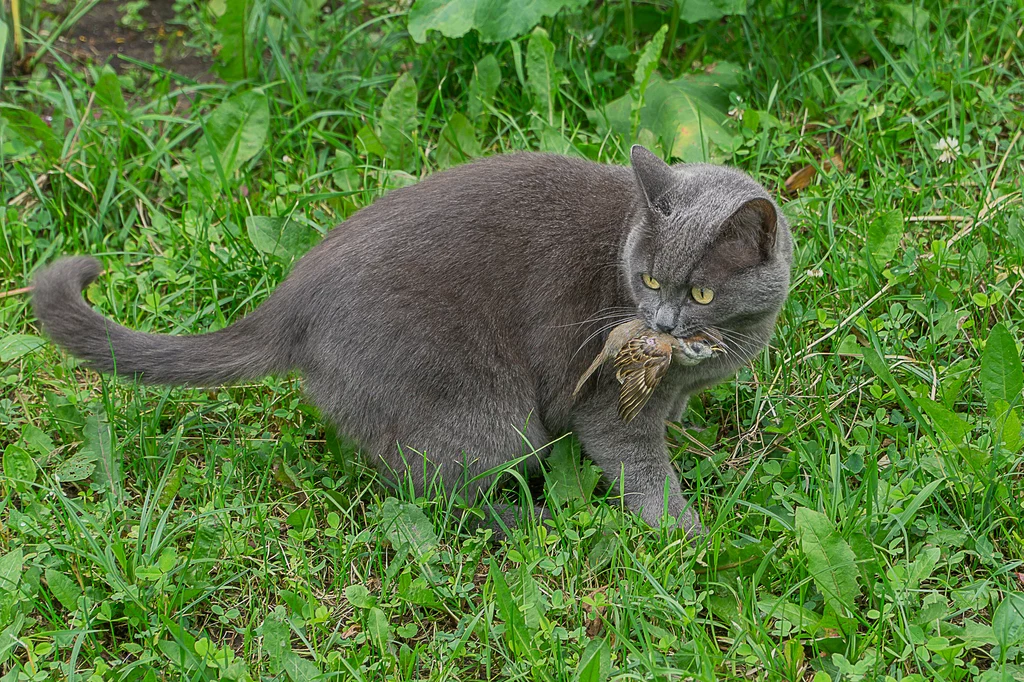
[
  {"xmin": 691, "ymin": 287, "xmax": 714, "ymax": 304},
  {"xmin": 642, "ymin": 273, "xmax": 661, "ymax": 290}
]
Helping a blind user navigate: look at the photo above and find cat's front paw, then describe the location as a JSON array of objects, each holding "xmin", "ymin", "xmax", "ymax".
[
  {"xmin": 676, "ymin": 505, "xmax": 706, "ymax": 539},
  {"xmin": 637, "ymin": 495, "xmax": 706, "ymax": 540}
]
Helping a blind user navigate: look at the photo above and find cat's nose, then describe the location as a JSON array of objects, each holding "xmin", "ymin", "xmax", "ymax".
[{"xmin": 653, "ymin": 308, "xmax": 676, "ymax": 333}]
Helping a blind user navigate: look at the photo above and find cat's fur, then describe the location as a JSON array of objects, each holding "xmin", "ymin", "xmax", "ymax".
[{"xmin": 32, "ymin": 146, "xmax": 792, "ymax": 536}]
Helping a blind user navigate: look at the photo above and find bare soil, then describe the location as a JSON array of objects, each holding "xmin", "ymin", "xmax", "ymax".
[{"xmin": 54, "ymin": 0, "xmax": 212, "ymax": 80}]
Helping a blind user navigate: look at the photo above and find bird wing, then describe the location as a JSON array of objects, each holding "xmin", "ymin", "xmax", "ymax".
[
  {"xmin": 617, "ymin": 352, "xmax": 671, "ymax": 422},
  {"xmin": 572, "ymin": 319, "xmax": 646, "ymax": 399}
]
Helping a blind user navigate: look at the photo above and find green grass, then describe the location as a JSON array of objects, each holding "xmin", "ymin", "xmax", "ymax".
[{"xmin": 1, "ymin": 0, "xmax": 1024, "ymax": 679}]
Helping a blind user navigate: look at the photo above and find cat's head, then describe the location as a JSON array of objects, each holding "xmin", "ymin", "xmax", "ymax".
[{"xmin": 621, "ymin": 146, "xmax": 793, "ymax": 368}]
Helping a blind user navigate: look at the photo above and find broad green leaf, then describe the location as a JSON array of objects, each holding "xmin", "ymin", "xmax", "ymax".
[
  {"xmin": 379, "ymin": 498, "xmax": 439, "ymax": 562},
  {"xmin": 0, "ymin": 549, "xmax": 23, "ymax": 594},
  {"xmin": 833, "ymin": 652, "xmax": 880, "ymax": 679},
  {"xmin": 216, "ymin": 0, "xmax": 251, "ymax": 80},
  {"xmin": 916, "ymin": 396, "xmax": 970, "ymax": 444},
  {"xmin": 475, "ymin": 0, "xmax": 590, "ymax": 42},
  {"xmin": 906, "ymin": 546, "xmax": 941, "ymax": 588},
  {"xmin": 408, "ymin": 0, "xmax": 475, "ymax": 42},
  {"xmin": 282, "ymin": 651, "xmax": 322, "ymax": 681},
  {"xmin": 573, "ymin": 638, "xmax": 610, "ymax": 682},
  {"xmin": 20, "ymin": 425, "xmax": 53, "ymax": 456},
  {"xmin": 159, "ymin": 615, "xmax": 206, "ymax": 670},
  {"xmin": 633, "ymin": 24, "xmax": 668, "ymax": 99},
  {"xmin": 382, "ymin": 170, "xmax": 417, "ymax": 190},
  {"xmin": 53, "ymin": 451, "xmax": 97, "ymax": 483},
  {"xmin": 83, "ymin": 413, "xmax": 118, "ymax": 494},
  {"xmin": 980, "ymin": 324, "xmax": 1023, "ymax": 410},
  {"xmin": 344, "ymin": 584, "xmax": 376, "ymax": 609},
  {"xmin": 189, "ymin": 524, "xmax": 223, "ymax": 581},
  {"xmin": 0, "ymin": 22, "xmax": 7, "ymax": 86},
  {"xmin": 510, "ymin": 39, "xmax": 525, "ymax": 85},
  {"xmin": 0, "ymin": 614, "xmax": 24, "ymax": 663},
  {"xmin": 977, "ymin": 666, "xmax": 1015, "ymax": 682},
  {"xmin": 514, "ymin": 567, "xmax": 548, "ymax": 631},
  {"xmin": 408, "ymin": 0, "xmax": 589, "ymax": 43},
  {"xmin": 397, "ymin": 572, "xmax": 443, "ymax": 610},
  {"xmin": 45, "ymin": 568, "xmax": 82, "ymax": 612},
  {"xmin": 794, "ymin": 508, "xmax": 859, "ymax": 615},
  {"xmin": 246, "ymin": 216, "xmax": 321, "ymax": 262},
  {"xmin": 468, "ymin": 54, "xmax": 501, "ymax": 122},
  {"xmin": 991, "ymin": 400, "xmax": 1023, "ymax": 453},
  {"xmin": 593, "ymin": 65, "xmax": 739, "ymax": 162},
  {"xmin": 0, "ymin": 105, "xmax": 61, "ymax": 159},
  {"xmin": 199, "ymin": 90, "xmax": 269, "ymax": 177},
  {"xmin": 0, "ymin": 334, "xmax": 46, "ymax": 363},
  {"xmin": 544, "ymin": 436, "xmax": 599, "ymax": 507},
  {"xmin": 888, "ymin": 3, "xmax": 930, "ymax": 46},
  {"xmin": 355, "ymin": 125, "xmax": 386, "ymax": 158},
  {"xmin": 367, "ymin": 607, "xmax": 392, "ymax": 649},
  {"xmin": 489, "ymin": 558, "xmax": 531, "ymax": 658},
  {"xmin": 436, "ymin": 113, "xmax": 482, "ymax": 168},
  {"xmin": 783, "ymin": 639, "xmax": 806, "ymax": 678},
  {"xmin": 536, "ymin": 123, "xmax": 575, "ymax": 154},
  {"xmin": 527, "ymin": 27, "xmax": 558, "ymax": 124},
  {"xmin": 836, "ymin": 334, "xmax": 863, "ymax": 355},
  {"xmin": 640, "ymin": 73, "xmax": 734, "ymax": 161},
  {"xmin": 605, "ymin": 44, "xmax": 630, "ymax": 62},
  {"xmin": 261, "ymin": 606, "xmax": 290, "ymax": 674},
  {"xmin": 993, "ymin": 593, "xmax": 1024, "ymax": 656},
  {"xmin": 157, "ymin": 458, "xmax": 187, "ymax": 507},
  {"xmin": 756, "ymin": 597, "xmax": 822, "ymax": 635},
  {"xmin": 378, "ymin": 73, "xmax": 418, "ymax": 168},
  {"xmin": 95, "ymin": 68, "xmax": 126, "ymax": 114},
  {"xmin": 630, "ymin": 25, "xmax": 668, "ymax": 134},
  {"xmin": 291, "ymin": 0, "xmax": 328, "ymax": 26},
  {"xmin": 676, "ymin": 0, "xmax": 746, "ymax": 23},
  {"xmin": 3, "ymin": 445, "xmax": 35, "ymax": 493},
  {"xmin": 865, "ymin": 210, "xmax": 904, "ymax": 269}
]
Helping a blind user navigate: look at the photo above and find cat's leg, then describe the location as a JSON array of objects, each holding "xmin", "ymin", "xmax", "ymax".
[
  {"xmin": 573, "ymin": 397, "xmax": 704, "ymax": 538},
  {"xmin": 667, "ymin": 391, "xmax": 690, "ymax": 424},
  {"xmin": 362, "ymin": 397, "xmax": 553, "ymax": 532}
]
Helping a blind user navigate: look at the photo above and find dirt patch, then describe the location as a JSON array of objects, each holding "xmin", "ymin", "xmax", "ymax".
[{"xmin": 54, "ymin": 0, "xmax": 213, "ymax": 81}]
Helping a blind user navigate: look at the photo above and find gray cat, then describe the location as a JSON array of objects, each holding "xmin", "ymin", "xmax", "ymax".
[{"xmin": 32, "ymin": 146, "xmax": 792, "ymax": 537}]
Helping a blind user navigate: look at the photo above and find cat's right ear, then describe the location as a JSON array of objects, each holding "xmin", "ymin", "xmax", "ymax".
[{"xmin": 630, "ymin": 145, "xmax": 676, "ymax": 215}]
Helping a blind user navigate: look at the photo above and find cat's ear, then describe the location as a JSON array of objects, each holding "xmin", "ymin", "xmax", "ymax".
[
  {"xmin": 630, "ymin": 145, "xmax": 676, "ymax": 215},
  {"xmin": 721, "ymin": 198, "xmax": 779, "ymax": 263}
]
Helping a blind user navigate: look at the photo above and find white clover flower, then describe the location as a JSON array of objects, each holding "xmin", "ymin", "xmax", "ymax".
[{"xmin": 933, "ymin": 137, "xmax": 961, "ymax": 163}]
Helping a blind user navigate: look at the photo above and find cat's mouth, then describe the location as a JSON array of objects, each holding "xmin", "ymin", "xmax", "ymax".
[{"xmin": 672, "ymin": 332, "xmax": 722, "ymax": 366}]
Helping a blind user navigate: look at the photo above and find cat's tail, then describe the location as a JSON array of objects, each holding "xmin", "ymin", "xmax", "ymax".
[{"xmin": 32, "ymin": 256, "xmax": 292, "ymax": 386}]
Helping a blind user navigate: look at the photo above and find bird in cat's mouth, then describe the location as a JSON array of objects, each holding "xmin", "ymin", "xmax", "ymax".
[
  {"xmin": 573, "ymin": 320, "xmax": 724, "ymax": 421},
  {"xmin": 674, "ymin": 330, "xmax": 723, "ymax": 366}
]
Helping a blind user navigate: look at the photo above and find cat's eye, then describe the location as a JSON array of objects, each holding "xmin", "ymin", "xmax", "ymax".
[
  {"xmin": 641, "ymin": 273, "xmax": 661, "ymax": 290},
  {"xmin": 691, "ymin": 287, "xmax": 714, "ymax": 304}
]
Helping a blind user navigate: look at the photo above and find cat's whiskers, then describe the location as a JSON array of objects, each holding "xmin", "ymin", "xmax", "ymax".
[
  {"xmin": 718, "ymin": 327, "xmax": 777, "ymax": 353},
  {"xmin": 713, "ymin": 332, "xmax": 760, "ymax": 363},
  {"xmin": 550, "ymin": 307, "xmax": 636, "ymax": 329},
  {"xmin": 570, "ymin": 315, "xmax": 637, "ymax": 361},
  {"xmin": 552, "ymin": 313, "xmax": 636, "ymax": 330}
]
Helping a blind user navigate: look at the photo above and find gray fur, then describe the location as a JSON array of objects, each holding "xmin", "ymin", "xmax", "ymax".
[{"xmin": 33, "ymin": 146, "xmax": 792, "ymax": 537}]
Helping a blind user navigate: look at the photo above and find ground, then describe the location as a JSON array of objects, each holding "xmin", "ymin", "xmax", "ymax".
[{"xmin": 1, "ymin": 1, "xmax": 1023, "ymax": 680}]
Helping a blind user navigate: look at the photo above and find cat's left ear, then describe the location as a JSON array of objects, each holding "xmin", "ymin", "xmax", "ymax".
[
  {"xmin": 724, "ymin": 198, "xmax": 778, "ymax": 261},
  {"xmin": 630, "ymin": 145, "xmax": 676, "ymax": 215}
]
